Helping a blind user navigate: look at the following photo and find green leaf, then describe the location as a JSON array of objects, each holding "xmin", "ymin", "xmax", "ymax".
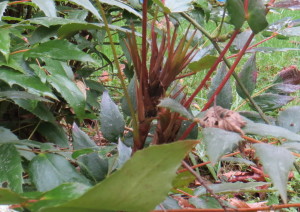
[
  {"xmin": 0, "ymin": 91, "xmax": 51, "ymax": 102},
  {"xmin": 243, "ymin": 118, "xmax": 300, "ymax": 141},
  {"xmin": 195, "ymin": 182, "xmax": 269, "ymax": 196},
  {"xmin": 236, "ymin": 54, "xmax": 258, "ymax": 99},
  {"xmin": 254, "ymin": 143, "xmax": 294, "ymax": 203},
  {"xmin": 37, "ymin": 122, "xmax": 69, "ymax": 148},
  {"xmin": 189, "ymin": 196, "xmax": 222, "ymax": 209},
  {"xmin": 32, "ymin": 0, "xmax": 57, "ymax": 17},
  {"xmin": 0, "ymin": 68, "xmax": 56, "ymax": 99},
  {"xmin": 156, "ymin": 197, "xmax": 181, "ymax": 210},
  {"xmin": 69, "ymin": 0, "xmax": 101, "ymax": 20},
  {"xmin": 0, "ymin": 144, "xmax": 23, "ymax": 193},
  {"xmin": 247, "ymin": 0, "xmax": 268, "ymax": 34},
  {"xmin": 0, "ymin": 188, "xmax": 27, "ymax": 205},
  {"xmin": 231, "ymin": 30, "xmax": 253, "ymax": 52},
  {"xmin": 266, "ymin": 83, "xmax": 300, "ymax": 95},
  {"xmin": 0, "ymin": 28, "xmax": 10, "ymax": 61},
  {"xmin": 227, "ymin": 0, "xmax": 245, "ymax": 29},
  {"xmin": 277, "ymin": 106, "xmax": 300, "ymax": 133},
  {"xmin": 121, "ymin": 76, "xmax": 136, "ymax": 116},
  {"xmin": 207, "ymin": 63, "xmax": 233, "ymax": 109},
  {"xmin": 158, "ymin": 98, "xmax": 193, "ymax": 120},
  {"xmin": 72, "ymin": 149, "xmax": 95, "ymax": 159},
  {"xmin": 29, "ymin": 17, "xmax": 85, "ymax": 28},
  {"xmin": 252, "ymin": 93, "xmax": 294, "ymax": 112},
  {"xmin": 203, "ymin": 128, "xmax": 242, "ymax": 164},
  {"xmin": 116, "ymin": 138, "xmax": 132, "ymax": 169},
  {"xmin": 72, "ymin": 123, "xmax": 108, "ymax": 182},
  {"xmin": 0, "ymin": 127, "xmax": 18, "ymax": 144},
  {"xmin": 248, "ymin": 47, "xmax": 300, "ymax": 53},
  {"xmin": 164, "ymin": 0, "xmax": 194, "ymax": 13},
  {"xmin": 98, "ymin": 0, "xmax": 142, "ymax": 18},
  {"xmin": 220, "ymin": 157, "xmax": 256, "ymax": 166},
  {"xmin": 281, "ymin": 26, "xmax": 300, "ymax": 36},
  {"xmin": 172, "ymin": 171, "xmax": 195, "ymax": 189},
  {"xmin": 0, "ymin": 1, "xmax": 8, "ymax": 20},
  {"xmin": 29, "ymin": 153, "xmax": 90, "ymax": 192},
  {"xmin": 40, "ymin": 140, "xmax": 198, "ymax": 212},
  {"xmin": 188, "ymin": 55, "xmax": 218, "ymax": 72},
  {"xmin": 25, "ymin": 40, "xmax": 95, "ymax": 63},
  {"xmin": 152, "ymin": 0, "xmax": 171, "ymax": 13},
  {"xmin": 29, "ymin": 25, "xmax": 60, "ymax": 45},
  {"xmin": 13, "ymin": 99, "xmax": 56, "ymax": 123},
  {"xmin": 46, "ymin": 73, "xmax": 86, "ymax": 119},
  {"xmin": 100, "ymin": 91, "xmax": 125, "ymax": 142}
]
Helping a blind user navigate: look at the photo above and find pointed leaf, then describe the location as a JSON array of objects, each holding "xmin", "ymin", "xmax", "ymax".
[
  {"xmin": 231, "ymin": 30, "xmax": 253, "ymax": 52},
  {"xmin": 25, "ymin": 40, "xmax": 95, "ymax": 63},
  {"xmin": 32, "ymin": 0, "xmax": 57, "ymax": 17},
  {"xmin": 0, "ymin": 68, "xmax": 56, "ymax": 99},
  {"xmin": 158, "ymin": 98, "xmax": 193, "ymax": 120},
  {"xmin": 195, "ymin": 182, "xmax": 269, "ymax": 196},
  {"xmin": 203, "ymin": 128, "xmax": 242, "ymax": 164},
  {"xmin": 98, "ymin": 0, "xmax": 142, "ymax": 18},
  {"xmin": 0, "ymin": 91, "xmax": 51, "ymax": 102},
  {"xmin": 0, "ymin": 188, "xmax": 27, "ymax": 205},
  {"xmin": 100, "ymin": 91, "xmax": 125, "ymax": 142},
  {"xmin": 266, "ymin": 83, "xmax": 300, "ymax": 94},
  {"xmin": 29, "ymin": 153, "xmax": 90, "ymax": 192},
  {"xmin": 69, "ymin": 0, "xmax": 101, "ymax": 20},
  {"xmin": 236, "ymin": 54, "xmax": 258, "ymax": 99},
  {"xmin": 273, "ymin": 65, "xmax": 300, "ymax": 85},
  {"xmin": 0, "ymin": 28, "xmax": 10, "ymax": 61},
  {"xmin": 247, "ymin": 0, "xmax": 268, "ymax": 34},
  {"xmin": 121, "ymin": 76, "xmax": 137, "ymax": 116},
  {"xmin": 0, "ymin": 127, "xmax": 19, "ymax": 144},
  {"xmin": 72, "ymin": 123, "xmax": 108, "ymax": 182},
  {"xmin": 254, "ymin": 143, "xmax": 294, "ymax": 203},
  {"xmin": 116, "ymin": 138, "xmax": 132, "ymax": 169},
  {"xmin": 227, "ymin": 0, "xmax": 245, "ymax": 29},
  {"xmin": 189, "ymin": 196, "xmax": 222, "ymax": 209},
  {"xmin": 0, "ymin": 1, "xmax": 8, "ymax": 20},
  {"xmin": 38, "ymin": 122, "xmax": 69, "ymax": 148},
  {"xmin": 188, "ymin": 55, "xmax": 218, "ymax": 72},
  {"xmin": 29, "ymin": 17, "xmax": 84, "ymax": 28},
  {"xmin": 0, "ymin": 144, "xmax": 23, "ymax": 193},
  {"xmin": 207, "ymin": 63, "xmax": 233, "ymax": 109},
  {"xmin": 277, "ymin": 106, "xmax": 300, "ymax": 133},
  {"xmin": 243, "ymin": 118, "xmax": 300, "ymax": 141},
  {"xmin": 252, "ymin": 93, "xmax": 294, "ymax": 112},
  {"xmin": 40, "ymin": 140, "xmax": 198, "ymax": 212}
]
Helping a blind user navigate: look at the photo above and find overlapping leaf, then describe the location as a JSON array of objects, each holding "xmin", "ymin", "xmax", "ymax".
[{"xmin": 32, "ymin": 0, "xmax": 57, "ymax": 17}]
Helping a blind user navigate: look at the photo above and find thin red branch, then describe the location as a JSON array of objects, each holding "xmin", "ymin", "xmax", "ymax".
[{"xmin": 8, "ymin": 0, "xmax": 31, "ymax": 5}]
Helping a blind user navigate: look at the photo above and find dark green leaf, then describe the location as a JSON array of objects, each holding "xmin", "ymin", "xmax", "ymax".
[
  {"xmin": 69, "ymin": 0, "xmax": 101, "ymax": 20},
  {"xmin": 195, "ymin": 182, "xmax": 269, "ymax": 196},
  {"xmin": 0, "ymin": 127, "xmax": 19, "ymax": 144},
  {"xmin": 0, "ymin": 68, "xmax": 56, "ymax": 99},
  {"xmin": 0, "ymin": 28, "xmax": 10, "ymax": 61},
  {"xmin": 236, "ymin": 54, "xmax": 258, "ymax": 99},
  {"xmin": 266, "ymin": 83, "xmax": 300, "ymax": 94},
  {"xmin": 176, "ymin": 120, "xmax": 198, "ymax": 140},
  {"xmin": 252, "ymin": 93, "xmax": 294, "ymax": 112},
  {"xmin": 247, "ymin": 0, "xmax": 268, "ymax": 34},
  {"xmin": 239, "ymin": 111, "xmax": 275, "ymax": 124},
  {"xmin": 40, "ymin": 140, "xmax": 198, "ymax": 212},
  {"xmin": 121, "ymin": 76, "xmax": 136, "ymax": 116},
  {"xmin": 172, "ymin": 171, "xmax": 195, "ymax": 189},
  {"xmin": 38, "ymin": 122, "xmax": 69, "ymax": 148},
  {"xmin": 98, "ymin": 0, "xmax": 142, "ymax": 18},
  {"xmin": 231, "ymin": 30, "xmax": 253, "ymax": 52},
  {"xmin": 0, "ymin": 188, "xmax": 27, "ymax": 205},
  {"xmin": 221, "ymin": 157, "xmax": 256, "ymax": 166},
  {"xmin": 0, "ymin": 1, "xmax": 8, "ymax": 19},
  {"xmin": 72, "ymin": 149, "xmax": 95, "ymax": 159},
  {"xmin": 243, "ymin": 118, "xmax": 300, "ymax": 141},
  {"xmin": 155, "ymin": 197, "xmax": 181, "ymax": 210},
  {"xmin": 0, "ymin": 144, "xmax": 23, "ymax": 193},
  {"xmin": 188, "ymin": 55, "xmax": 218, "ymax": 72},
  {"xmin": 189, "ymin": 196, "xmax": 222, "ymax": 209},
  {"xmin": 152, "ymin": 0, "xmax": 171, "ymax": 13},
  {"xmin": 227, "ymin": 0, "xmax": 245, "ymax": 29},
  {"xmin": 0, "ymin": 91, "xmax": 51, "ymax": 102},
  {"xmin": 207, "ymin": 63, "xmax": 233, "ymax": 109},
  {"xmin": 277, "ymin": 106, "xmax": 300, "ymax": 133},
  {"xmin": 254, "ymin": 143, "xmax": 294, "ymax": 203},
  {"xmin": 44, "ymin": 58, "xmax": 74, "ymax": 80},
  {"xmin": 203, "ymin": 128, "xmax": 242, "ymax": 164},
  {"xmin": 29, "ymin": 153, "xmax": 90, "ymax": 192},
  {"xmin": 100, "ymin": 91, "xmax": 125, "ymax": 142},
  {"xmin": 116, "ymin": 139, "xmax": 132, "ymax": 169},
  {"xmin": 25, "ymin": 40, "xmax": 95, "ymax": 63},
  {"xmin": 29, "ymin": 25, "xmax": 60, "ymax": 45},
  {"xmin": 158, "ymin": 98, "xmax": 193, "ymax": 120},
  {"xmin": 72, "ymin": 123, "xmax": 108, "ymax": 182},
  {"xmin": 32, "ymin": 0, "xmax": 57, "ymax": 17},
  {"xmin": 29, "ymin": 17, "xmax": 85, "ymax": 27}
]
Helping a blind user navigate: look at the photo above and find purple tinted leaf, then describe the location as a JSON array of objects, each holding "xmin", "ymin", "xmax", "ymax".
[
  {"xmin": 247, "ymin": 0, "xmax": 268, "ymax": 34},
  {"xmin": 266, "ymin": 83, "xmax": 300, "ymax": 94},
  {"xmin": 272, "ymin": 0, "xmax": 300, "ymax": 10},
  {"xmin": 236, "ymin": 54, "xmax": 258, "ymax": 99},
  {"xmin": 252, "ymin": 93, "xmax": 294, "ymax": 112},
  {"xmin": 274, "ymin": 65, "xmax": 300, "ymax": 84}
]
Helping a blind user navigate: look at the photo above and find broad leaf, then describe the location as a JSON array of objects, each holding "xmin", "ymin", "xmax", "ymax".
[
  {"xmin": 277, "ymin": 106, "xmax": 300, "ymax": 133},
  {"xmin": 207, "ymin": 63, "xmax": 233, "ymax": 109},
  {"xmin": 243, "ymin": 118, "xmax": 300, "ymax": 141},
  {"xmin": 32, "ymin": 0, "xmax": 57, "ymax": 17},
  {"xmin": 247, "ymin": 0, "xmax": 268, "ymax": 34},
  {"xmin": 0, "ymin": 1, "xmax": 8, "ymax": 20},
  {"xmin": 0, "ymin": 91, "xmax": 51, "ymax": 102},
  {"xmin": 116, "ymin": 138, "xmax": 132, "ymax": 169},
  {"xmin": 203, "ymin": 128, "xmax": 242, "ymax": 164},
  {"xmin": 239, "ymin": 111, "xmax": 275, "ymax": 124},
  {"xmin": 158, "ymin": 98, "xmax": 193, "ymax": 120},
  {"xmin": 29, "ymin": 25, "xmax": 60, "ymax": 45},
  {"xmin": 0, "ymin": 127, "xmax": 19, "ymax": 143},
  {"xmin": 29, "ymin": 153, "xmax": 90, "ymax": 192},
  {"xmin": 231, "ymin": 30, "xmax": 253, "ymax": 52},
  {"xmin": 281, "ymin": 26, "xmax": 300, "ymax": 36},
  {"xmin": 236, "ymin": 54, "xmax": 258, "ymax": 99},
  {"xmin": 98, "ymin": 0, "xmax": 142, "ymax": 18},
  {"xmin": 121, "ymin": 76, "xmax": 137, "ymax": 116},
  {"xmin": 69, "ymin": 0, "xmax": 101, "ymax": 20},
  {"xmin": 40, "ymin": 140, "xmax": 198, "ymax": 212},
  {"xmin": 47, "ymin": 74, "xmax": 86, "ymax": 119},
  {"xmin": 72, "ymin": 123, "xmax": 108, "ymax": 182},
  {"xmin": 29, "ymin": 17, "xmax": 85, "ymax": 28},
  {"xmin": 188, "ymin": 55, "xmax": 218, "ymax": 72},
  {"xmin": 25, "ymin": 40, "xmax": 95, "ymax": 63},
  {"xmin": 189, "ymin": 196, "xmax": 222, "ymax": 209},
  {"xmin": 0, "ymin": 28, "xmax": 10, "ymax": 61},
  {"xmin": 227, "ymin": 0, "xmax": 245, "ymax": 29},
  {"xmin": 0, "ymin": 68, "xmax": 56, "ymax": 99},
  {"xmin": 0, "ymin": 188, "xmax": 27, "ymax": 205},
  {"xmin": 0, "ymin": 144, "xmax": 23, "ymax": 193},
  {"xmin": 266, "ymin": 83, "xmax": 300, "ymax": 94},
  {"xmin": 195, "ymin": 182, "xmax": 269, "ymax": 196},
  {"xmin": 254, "ymin": 143, "xmax": 294, "ymax": 203},
  {"xmin": 100, "ymin": 91, "xmax": 125, "ymax": 142},
  {"xmin": 273, "ymin": 65, "xmax": 300, "ymax": 85},
  {"xmin": 155, "ymin": 197, "xmax": 181, "ymax": 210},
  {"xmin": 252, "ymin": 93, "xmax": 294, "ymax": 112},
  {"xmin": 164, "ymin": 0, "xmax": 194, "ymax": 13}
]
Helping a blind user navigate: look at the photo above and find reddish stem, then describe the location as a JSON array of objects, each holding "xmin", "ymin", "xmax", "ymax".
[
  {"xmin": 8, "ymin": 0, "xmax": 31, "ymax": 5},
  {"xmin": 202, "ymin": 33, "xmax": 255, "ymax": 111},
  {"xmin": 244, "ymin": 0, "xmax": 249, "ymax": 19}
]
